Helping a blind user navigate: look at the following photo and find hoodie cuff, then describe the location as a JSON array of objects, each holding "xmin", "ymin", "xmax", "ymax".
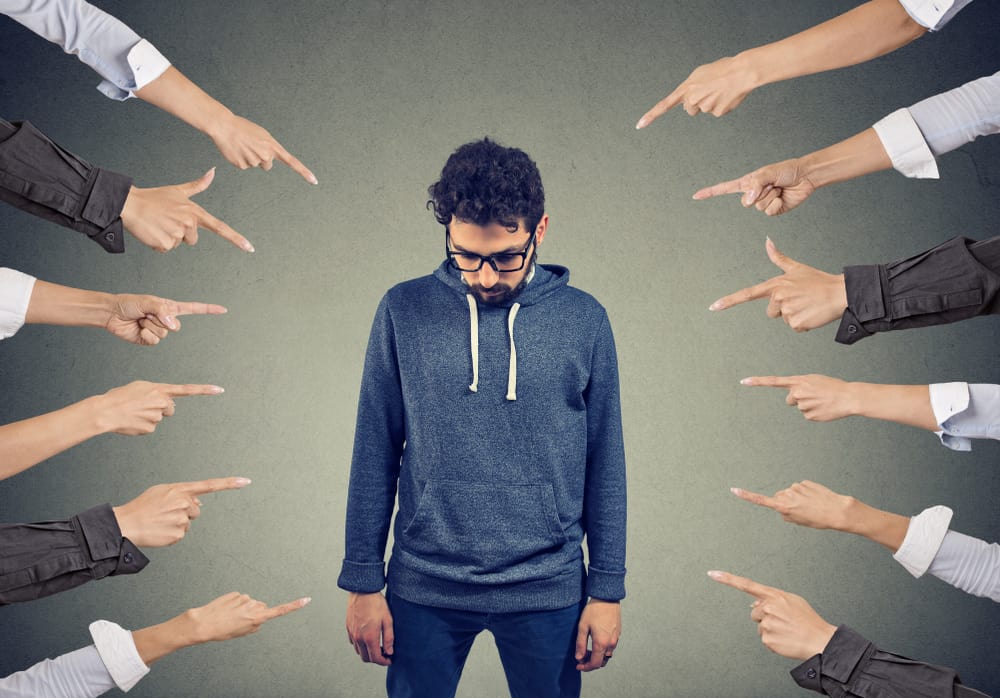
[
  {"xmin": 893, "ymin": 505, "xmax": 953, "ymax": 577},
  {"xmin": 89, "ymin": 621, "xmax": 149, "ymax": 692},
  {"xmin": 337, "ymin": 560, "xmax": 386, "ymax": 593},
  {"xmin": 586, "ymin": 565, "xmax": 626, "ymax": 602}
]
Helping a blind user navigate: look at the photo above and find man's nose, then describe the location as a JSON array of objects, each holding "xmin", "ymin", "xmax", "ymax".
[{"xmin": 477, "ymin": 262, "xmax": 499, "ymax": 288}]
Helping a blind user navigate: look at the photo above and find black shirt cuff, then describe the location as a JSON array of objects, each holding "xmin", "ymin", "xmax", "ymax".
[{"xmin": 75, "ymin": 504, "xmax": 149, "ymax": 576}]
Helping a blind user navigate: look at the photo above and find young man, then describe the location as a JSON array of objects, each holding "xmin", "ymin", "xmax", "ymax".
[{"xmin": 338, "ymin": 138, "xmax": 627, "ymax": 698}]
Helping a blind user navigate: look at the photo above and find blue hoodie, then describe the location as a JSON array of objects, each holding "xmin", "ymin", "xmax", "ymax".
[{"xmin": 337, "ymin": 261, "xmax": 626, "ymax": 613}]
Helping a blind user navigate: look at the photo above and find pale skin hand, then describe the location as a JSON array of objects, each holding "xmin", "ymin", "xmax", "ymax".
[
  {"xmin": 692, "ymin": 130, "xmax": 892, "ymax": 216},
  {"xmin": 707, "ymin": 571, "xmax": 837, "ymax": 661},
  {"xmin": 635, "ymin": 0, "xmax": 924, "ymax": 128},
  {"xmin": 709, "ymin": 238, "xmax": 847, "ymax": 333},
  {"xmin": 575, "ymin": 599, "xmax": 621, "ymax": 671},
  {"xmin": 132, "ymin": 593, "xmax": 311, "ymax": 666},
  {"xmin": 741, "ymin": 375, "xmax": 939, "ymax": 430},
  {"xmin": 135, "ymin": 66, "xmax": 317, "ymax": 184},
  {"xmin": 113, "ymin": 477, "xmax": 252, "ymax": 548},
  {"xmin": 24, "ymin": 279, "xmax": 227, "ymax": 347},
  {"xmin": 730, "ymin": 482, "xmax": 911, "ymax": 552},
  {"xmin": 120, "ymin": 168, "xmax": 254, "ymax": 253},
  {"xmin": 346, "ymin": 592, "xmax": 394, "ymax": 666},
  {"xmin": 0, "ymin": 382, "xmax": 221, "ymax": 481}
]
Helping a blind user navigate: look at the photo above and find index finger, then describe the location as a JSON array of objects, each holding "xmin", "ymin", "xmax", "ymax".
[
  {"xmin": 196, "ymin": 209, "xmax": 255, "ymax": 253},
  {"xmin": 274, "ymin": 144, "xmax": 318, "ymax": 185},
  {"xmin": 709, "ymin": 278, "xmax": 778, "ymax": 311},
  {"xmin": 730, "ymin": 487, "xmax": 780, "ymax": 511},
  {"xmin": 262, "ymin": 596, "xmax": 312, "ymax": 622},
  {"xmin": 707, "ymin": 571, "xmax": 778, "ymax": 599},
  {"xmin": 182, "ymin": 476, "xmax": 253, "ymax": 495},
  {"xmin": 740, "ymin": 376, "xmax": 798, "ymax": 388},
  {"xmin": 692, "ymin": 177, "xmax": 744, "ymax": 201},
  {"xmin": 174, "ymin": 301, "xmax": 229, "ymax": 317},
  {"xmin": 161, "ymin": 383, "xmax": 225, "ymax": 397},
  {"xmin": 635, "ymin": 87, "xmax": 684, "ymax": 129}
]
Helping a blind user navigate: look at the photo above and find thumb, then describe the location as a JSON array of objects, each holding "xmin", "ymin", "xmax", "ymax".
[
  {"xmin": 765, "ymin": 237, "xmax": 796, "ymax": 272},
  {"xmin": 151, "ymin": 298, "xmax": 180, "ymax": 330},
  {"xmin": 183, "ymin": 167, "xmax": 216, "ymax": 196}
]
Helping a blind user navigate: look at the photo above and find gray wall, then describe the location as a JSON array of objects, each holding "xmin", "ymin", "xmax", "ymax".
[{"xmin": 1, "ymin": 1, "xmax": 998, "ymax": 696}]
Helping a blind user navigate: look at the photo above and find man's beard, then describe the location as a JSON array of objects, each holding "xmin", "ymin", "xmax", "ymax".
[{"xmin": 468, "ymin": 252, "xmax": 536, "ymax": 306}]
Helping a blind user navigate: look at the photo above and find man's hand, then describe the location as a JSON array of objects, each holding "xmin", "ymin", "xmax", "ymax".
[
  {"xmin": 693, "ymin": 158, "xmax": 817, "ymax": 216},
  {"xmin": 113, "ymin": 476, "xmax": 252, "ymax": 547},
  {"xmin": 92, "ymin": 381, "xmax": 224, "ymax": 436},
  {"xmin": 709, "ymin": 238, "xmax": 847, "ymax": 332},
  {"xmin": 208, "ymin": 113, "xmax": 317, "ymax": 185},
  {"xmin": 346, "ymin": 592, "xmax": 394, "ymax": 666},
  {"xmin": 184, "ymin": 592, "xmax": 311, "ymax": 643},
  {"xmin": 636, "ymin": 54, "xmax": 759, "ymax": 127},
  {"xmin": 575, "ymin": 599, "xmax": 621, "ymax": 671},
  {"xmin": 708, "ymin": 571, "xmax": 836, "ymax": 661},
  {"xmin": 120, "ymin": 169, "xmax": 254, "ymax": 253},
  {"xmin": 740, "ymin": 374, "xmax": 857, "ymax": 422},
  {"xmin": 730, "ymin": 481, "xmax": 856, "ymax": 531},
  {"xmin": 104, "ymin": 294, "xmax": 227, "ymax": 346}
]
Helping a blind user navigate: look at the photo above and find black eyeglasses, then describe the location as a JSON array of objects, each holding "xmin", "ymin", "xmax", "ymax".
[{"xmin": 446, "ymin": 231, "xmax": 536, "ymax": 273}]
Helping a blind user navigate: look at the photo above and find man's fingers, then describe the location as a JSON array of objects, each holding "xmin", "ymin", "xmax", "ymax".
[
  {"xmin": 182, "ymin": 476, "xmax": 253, "ymax": 495},
  {"xmin": 183, "ymin": 167, "xmax": 216, "ymax": 196},
  {"xmin": 274, "ymin": 145, "xmax": 318, "ymax": 185},
  {"xmin": 692, "ymin": 177, "xmax": 743, "ymax": 201},
  {"xmin": 196, "ymin": 209, "xmax": 255, "ymax": 253},
  {"xmin": 382, "ymin": 617, "xmax": 395, "ymax": 659},
  {"xmin": 739, "ymin": 376, "xmax": 797, "ymax": 388},
  {"xmin": 709, "ymin": 278, "xmax": 777, "ymax": 311},
  {"xmin": 174, "ymin": 301, "xmax": 228, "ymax": 317},
  {"xmin": 729, "ymin": 487, "xmax": 779, "ymax": 511},
  {"xmin": 707, "ymin": 570, "xmax": 778, "ymax": 599},
  {"xmin": 635, "ymin": 87, "xmax": 684, "ymax": 129},
  {"xmin": 574, "ymin": 623, "xmax": 590, "ymax": 661},
  {"xmin": 262, "ymin": 596, "xmax": 311, "ymax": 622},
  {"xmin": 162, "ymin": 383, "xmax": 226, "ymax": 397},
  {"xmin": 765, "ymin": 237, "xmax": 796, "ymax": 272}
]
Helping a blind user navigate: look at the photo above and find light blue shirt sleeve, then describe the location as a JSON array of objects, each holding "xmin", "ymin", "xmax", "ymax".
[
  {"xmin": 897, "ymin": 0, "xmax": 974, "ymax": 30},
  {"xmin": 0, "ymin": 0, "xmax": 171, "ymax": 100},
  {"xmin": 928, "ymin": 530, "xmax": 1000, "ymax": 603},
  {"xmin": 929, "ymin": 382, "xmax": 1000, "ymax": 451}
]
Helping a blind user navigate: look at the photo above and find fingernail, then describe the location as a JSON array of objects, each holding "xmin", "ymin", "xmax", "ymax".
[
  {"xmin": 211, "ymin": 386, "xmax": 225, "ymax": 394},
  {"xmin": 707, "ymin": 570, "xmax": 723, "ymax": 580},
  {"xmin": 309, "ymin": 175, "xmax": 319, "ymax": 185},
  {"xmin": 746, "ymin": 190, "xmax": 757, "ymax": 205},
  {"xmin": 709, "ymin": 300, "xmax": 723, "ymax": 311},
  {"xmin": 165, "ymin": 315, "xmax": 177, "ymax": 329},
  {"xmin": 301, "ymin": 597, "xmax": 312, "ymax": 606},
  {"xmin": 210, "ymin": 166, "xmax": 217, "ymax": 174},
  {"xmin": 739, "ymin": 378, "xmax": 752, "ymax": 385},
  {"xmin": 730, "ymin": 487, "xmax": 742, "ymax": 496},
  {"xmin": 234, "ymin": 477, "xmax": 252, "ymax": 487},
  {"xmin": 765, "ymin": 236, "xmax": 773, "ymax": 247},
  {"xmin": 243, "ymin": 241, "xmax": 256, "ymax": 253},
  {"xmin": 635, "ymin": 118, "xmax": 645, "ymax": 130}
]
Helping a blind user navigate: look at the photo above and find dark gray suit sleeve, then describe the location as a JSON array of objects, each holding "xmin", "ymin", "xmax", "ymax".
[
  {"xmin": 835, "ymin": 236, "xmax": 1000, "ymax": 344},
  {"xmin": 0, "ymin": 119, "xmax": 132, "ymax": 253},
  {"xmin": 790, "ymin": 625, "xmax": 991, "ymax": 697},
  {"xmin": 0, "ymin": 504, "xmax": 149, "ymax": 605}
]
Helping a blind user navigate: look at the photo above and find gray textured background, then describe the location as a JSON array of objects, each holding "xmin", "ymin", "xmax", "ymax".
[{"xmin": 1, "ymin": 1, "xmax": 999, "ymax": 696}]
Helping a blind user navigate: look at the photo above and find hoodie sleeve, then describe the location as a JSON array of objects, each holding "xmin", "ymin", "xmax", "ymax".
[
  {"xmin": 337, "ymin": 295, "xmax": 405, "ymax": 593},
  {"xmin": 582, "ymin": 310, "xmax": 627, "ymax": 601}
]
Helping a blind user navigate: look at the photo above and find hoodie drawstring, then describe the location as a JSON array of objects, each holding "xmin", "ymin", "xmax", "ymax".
[{"xmin": 465, "ymin": 294, "xmax": 520, "ymax": 401}]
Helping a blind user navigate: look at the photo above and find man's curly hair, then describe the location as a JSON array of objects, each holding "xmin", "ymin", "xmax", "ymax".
[{"xmin": 428, "ymin": 138, "xmax": 545, "ymax": 233}]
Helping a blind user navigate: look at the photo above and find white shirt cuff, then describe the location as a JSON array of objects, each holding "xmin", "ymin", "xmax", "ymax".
[
  {"xmin": 0, "ymin": 268, "xmax": 36, "ymax": 340},
  {"xmin": 872, "ymin": 108, "xmax": 940, "ymax": 179},
  {"xmin": 97, "ymin": 38, "xmax": 171, "ymax": 100},
  {"xmin": 928, "ymin": 381, "xmax": 972, "ymax": 450},
  {"xmin": 89, "ymin": 621, "xmax": 149, "ymax": 693},
  {"xmin": 893, "ymin": 505, "xmax": 954, "ymax": 577},
  {"xmin": 896, "ymin": 0, "xmax": 964, "ymax": 30}
]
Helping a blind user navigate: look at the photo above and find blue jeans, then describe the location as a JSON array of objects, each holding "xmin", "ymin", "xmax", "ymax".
[{"xmin": 386, "ymin": 592, "xmax": 585, "ymax": 698}]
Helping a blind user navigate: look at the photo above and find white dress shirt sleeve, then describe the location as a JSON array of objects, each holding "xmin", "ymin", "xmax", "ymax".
[
  {"xmin": 873, "ymin": 71, "xmax": 1000, "ymax": 179},
  {"xmin": 896, "ymin": 0, "xmax": 974, "ymax": 30},
  {"xmin": 893, "ymin": 505, "xmax": 953, "ymax": 577},
  {"xmin": 0, "ymin": 267, "xmax": 36, "ymax": 340},
  {"xmin": 927, "ymin": 530, "xmax": 1000, "ymax": 603},
  {"xmin": 928, "ymin": 382, "xmax": 1000, "ymax": 451},
  {"xmin": 0, "ymin": 0, "xmax": 171, "ymax": 100}
]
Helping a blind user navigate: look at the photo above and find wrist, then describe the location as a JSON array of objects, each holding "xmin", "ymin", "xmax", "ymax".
[
  {"xmin": 202, "ymin": 104, "xmax": 237, "ymax": 141},
  {"xmin": 809, "ymin": 622, "xmax": 838, "ymax": 658},
  {"xmin": 132, "ymin": 614, "xmax": 197, "ymax": 666},
  {"xmin": 733, "ymin": 49, "xmax": 766, "ymax": 90},
  {"xmin": 73, "ymin": 395, "xmax": 113, "ymax": 437}
]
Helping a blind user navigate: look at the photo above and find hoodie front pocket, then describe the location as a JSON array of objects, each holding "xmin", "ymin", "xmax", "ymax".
[{"xmin": 401, "ymin": 480, "xmax": 568, "ymax": 576}]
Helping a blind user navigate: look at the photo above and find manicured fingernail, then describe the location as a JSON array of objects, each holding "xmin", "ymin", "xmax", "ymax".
[
  {"xmin": 309, "ymin": 175, "xmax": 319, "ymax": 185},
  {"xmin": 745, "ymin": 190, "xmax": 757, "ymax": 205},
  {"xmin": 635, "ymin": 118, "xmax": 646, "ymax": 130},
  {"xmin": 234, "ymin": 477, "xmax": 252, "ymax": 487},
  {"xmin": 301, "ymin": 597, "xmax": 312, "ymax": 606},
  {"xmin": 707, "ymin": 570, "xmax": 723, "ymax": 580},
  {"xmin": 243, "ymin": 241, "xmax": 255, "ymax": 253},
  {"xmin": 730, "ymin": 487, "xmax": 742, "ymax": 496},
  {"xmin": 765, "ymin": 236, "xmax": 773, "ymax": 247},
  {"xmin": 165, "ymin": 315, "xmax": 177, "ymax": 329},
  {"xmin": 209, "ymin": 386, "xmax": 225, "ymax": 394},
  {"xmin": 709, "ymin": 300, "xmax": 723, "ymax": 311},
  {"xmin": 739, "ymin": 378, "xmax": 752, "ymax": 385}
]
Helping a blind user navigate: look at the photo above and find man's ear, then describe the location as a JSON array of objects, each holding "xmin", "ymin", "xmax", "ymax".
[{"xmin": 535, "ymin": 214, "xmax": 548, "ymax": 246}]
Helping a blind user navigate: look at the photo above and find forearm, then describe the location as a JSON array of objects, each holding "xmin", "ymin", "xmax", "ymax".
[
  {"xmin": 0, "ymin": 398, "xmax": 106, "ymax": 480},
  {"xmin": 846, "ymin": 382, "xmax": 938, "ymax": 431},
  {"xmin": 842, "ymin": 498, "xmax": 910, "ymax": 552},
  {"xmin": 797, "ymin": 129, "xmax": 893, "ymax": 190},
  {"xmin": 744, "ymin": 0, "xmax": 925, "ymax": 89},
  {"xmin": 135, "ymin": 66, "xmax": 233, "ymax": 139},
  {"xmin": 25, "ymin": 280, "xmax": 114, "ymax": 329},
  {"xmin": 132, "ymin": 613, "xmax": 199, "ymax": 666}
]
